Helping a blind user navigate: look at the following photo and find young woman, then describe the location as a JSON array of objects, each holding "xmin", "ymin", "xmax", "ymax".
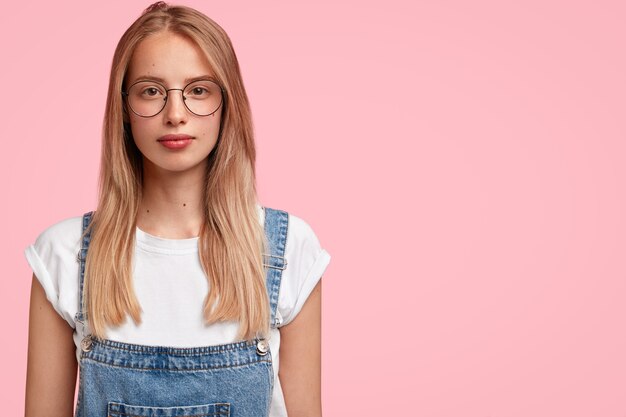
[{"xmin": 24, "ymin": 2, "xmax": 331, "ymax": 416}]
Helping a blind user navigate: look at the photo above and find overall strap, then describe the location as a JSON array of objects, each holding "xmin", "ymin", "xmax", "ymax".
[
  {"xmin": 262, "ymin": 207, "xmax": 289, "ymax": 329},
  {"xmin": 77, "ymin": 211, "xmax": 95, "ymax": 323}
]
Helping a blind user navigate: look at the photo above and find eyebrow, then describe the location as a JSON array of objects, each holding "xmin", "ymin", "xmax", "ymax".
[{"xmin": 131, "ymin": 75, "xmax": 216, "ymax": 84}]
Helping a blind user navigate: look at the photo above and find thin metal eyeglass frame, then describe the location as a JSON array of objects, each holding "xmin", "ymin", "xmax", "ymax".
[{"xmin": 121, "ymin": 78, "xmax": 225, "ymax": 118}]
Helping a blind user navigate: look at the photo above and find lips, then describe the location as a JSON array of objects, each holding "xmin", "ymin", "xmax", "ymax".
[
  {"xmin": 157, "ymin": 134, "xmax": 194, "ymax": 150},
  {"xmin": 158, "ymin": 134, "xmax": 194, "ymax": 142}
]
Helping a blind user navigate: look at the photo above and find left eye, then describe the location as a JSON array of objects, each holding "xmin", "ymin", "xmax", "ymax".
[{"xmin": 190, "ymin": 87, "xmax": 208, "ymax": 95}]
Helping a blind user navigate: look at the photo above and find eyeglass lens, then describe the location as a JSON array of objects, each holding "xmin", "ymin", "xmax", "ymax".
[{"xmin": 126, "ymin": 80, "xmax": 223, "ymax": 117}]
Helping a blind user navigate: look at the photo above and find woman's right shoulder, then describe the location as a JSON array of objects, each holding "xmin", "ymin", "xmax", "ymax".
[
  {"xmin": 31, "ymin": 214, "xmax": 87, "ymax": 253},
  {"xmin": 24, "ymin": 213, "xmax": 89, "ymax": 329}
]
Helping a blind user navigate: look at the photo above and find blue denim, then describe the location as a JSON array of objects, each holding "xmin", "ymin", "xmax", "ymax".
[{"xmin": 73, "ymin": 207, "xmax": 289, "ymax": 417}]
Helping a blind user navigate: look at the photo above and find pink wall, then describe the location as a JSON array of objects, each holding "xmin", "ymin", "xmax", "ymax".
[{"xmin": 3, "ymin": 0, "xmax": 625, "ymax": 415}]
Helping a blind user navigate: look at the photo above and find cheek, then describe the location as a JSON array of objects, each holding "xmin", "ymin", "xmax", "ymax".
[
  {"xmin": 129, "ymin": 117, "xmax": 155, "ymax": 142},
  {"xmin": 196, "ymin": 115, "xmax": 221, "ymax": 137},
  {"xmin": 208, "ymin": 110, "xmax": 223, "ymax": 134}
]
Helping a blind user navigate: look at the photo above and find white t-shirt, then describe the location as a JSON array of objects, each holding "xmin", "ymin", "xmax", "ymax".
[{"xmin": 24, "ymin": 204, "xmax": 331, "ymax": 417}]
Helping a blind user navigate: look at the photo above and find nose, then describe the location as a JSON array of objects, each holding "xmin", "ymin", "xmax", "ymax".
[{"xmin": 163, "ymin": 89, "xmax": 188, "ymax": 125}]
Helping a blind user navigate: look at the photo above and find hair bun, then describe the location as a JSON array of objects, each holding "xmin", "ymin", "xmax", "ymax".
[{"xmin": 143, "ymin": 1, "xmax": 169, "ymax": 14}]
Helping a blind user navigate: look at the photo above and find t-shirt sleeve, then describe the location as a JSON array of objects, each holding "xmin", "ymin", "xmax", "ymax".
[
  {"xmin": 24, "ymin": 216, "xmax": 82, "ymax": 329},
  {"xmin": 277, "ymin": 213, "xmax": 331, "ymax": 327}
]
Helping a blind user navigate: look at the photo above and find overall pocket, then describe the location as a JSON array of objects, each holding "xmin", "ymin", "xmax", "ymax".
[{"xmin": 107, "ymin": 401, "xmax": 230, "ymax": 417}]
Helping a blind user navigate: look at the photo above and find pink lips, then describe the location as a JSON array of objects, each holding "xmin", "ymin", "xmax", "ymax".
[{"xmin": 157, "ymin": 134, "xmax": 194, "ymax": 150}]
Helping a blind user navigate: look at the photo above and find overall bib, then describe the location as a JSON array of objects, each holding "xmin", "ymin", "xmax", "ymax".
[{"xmin": 73, "ymin": 207, "xmax": 289, "ymax": 417}]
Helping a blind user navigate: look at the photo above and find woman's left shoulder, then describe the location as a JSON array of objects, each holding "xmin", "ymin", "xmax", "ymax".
[
  {"xmin": 271, "ymin": 208, "xmax": 332, "ymax": 327},
  {"xmin": 262, "ymin": 205, "xmax": 326, "ymax": 255},
  {"xmin": 287, "ymin": 211, "xmax": 323, "ymax": 248}
]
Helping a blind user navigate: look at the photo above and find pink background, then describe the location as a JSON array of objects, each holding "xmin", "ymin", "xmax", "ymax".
[{"xmin": 3, "ymin": 0, "xmax": 625, "ymax": 415}]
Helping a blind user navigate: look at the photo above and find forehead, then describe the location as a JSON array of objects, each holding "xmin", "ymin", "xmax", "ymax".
[{"xmin": 126, "ymin": 32, "xmax": 215, "ymax": 84}]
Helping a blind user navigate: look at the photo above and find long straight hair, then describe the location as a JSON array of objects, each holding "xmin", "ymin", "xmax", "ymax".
[{"xmin": 82, "ymin": 1, "xmax": 270, "ymax": 341}]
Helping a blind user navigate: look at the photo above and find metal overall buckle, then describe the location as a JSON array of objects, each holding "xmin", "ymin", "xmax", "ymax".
[
  {"xmin": 80, "ymin": 334, "xmax": 93, "ymax": 352},
  {"xmin": 256, "ymin": 339, "xmax": 270, "ymax": 356}
]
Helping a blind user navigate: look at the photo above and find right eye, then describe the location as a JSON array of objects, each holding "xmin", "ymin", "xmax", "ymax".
[
  {"xmin": 140, "ymin": 86, "xmax": 164, "ymax": 97},
  {"xmin": 143, "ymin": 87, "xmax": 159, "ymax": 96},
  {"xmin": 130, "ymin": 82, "xmax": 165, "ymax": 99}
]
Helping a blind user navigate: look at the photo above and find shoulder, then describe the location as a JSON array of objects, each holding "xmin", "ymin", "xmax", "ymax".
[
  {"xmin": 24, "ymin": 213, "xmax": 87, "ymax": 329},
  {"xmin": 30, "ymin": 215, "xmax": 85, "ymax": 257},
  {"xmin": 260, "ymin": 205, "xmax": 320, "ymax": 243},
  {"xmin": 286, "ymin": 211, "xmax": 324, "ymax": 254},
  {"xmin": 261, "ymin": 206, "xmax": 324, "ymax": 255},
  {"xmin": 264, "ymin": 207, "xmax": 331, "ymax": 327}
]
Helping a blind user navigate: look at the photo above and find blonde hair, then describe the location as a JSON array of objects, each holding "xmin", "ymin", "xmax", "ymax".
[{"xmin": 81, "ymin": 1, "xmax": 270, "ymax": 341}]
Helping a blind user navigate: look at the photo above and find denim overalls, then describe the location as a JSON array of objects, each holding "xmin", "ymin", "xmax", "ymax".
[{"xmin": 73, "ymin": 207, "xmax": 289, "ymax": 417}]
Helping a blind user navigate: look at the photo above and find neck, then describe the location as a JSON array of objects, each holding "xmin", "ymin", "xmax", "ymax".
[{"xmin": 136, "ymin": 160, "xmax": 206, "ymax": 239}]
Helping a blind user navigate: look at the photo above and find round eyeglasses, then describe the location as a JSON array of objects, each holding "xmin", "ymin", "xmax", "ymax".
[{"xmin": 121, "ymin": 79, "xmax": 224, "ymax": 118}]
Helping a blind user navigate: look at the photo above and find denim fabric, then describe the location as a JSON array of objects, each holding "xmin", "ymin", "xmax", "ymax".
[{"xmin": 73, "ymin": 207, "xmax": 289, "ymax": 417}]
